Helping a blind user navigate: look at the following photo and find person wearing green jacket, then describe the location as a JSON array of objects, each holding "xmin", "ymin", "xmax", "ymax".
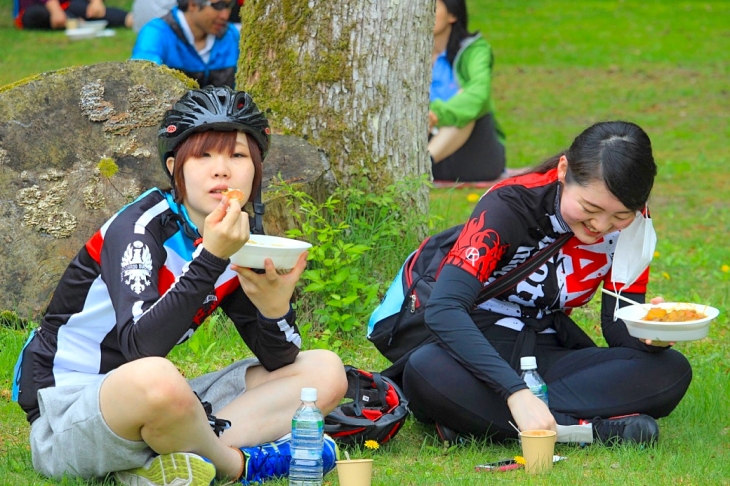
[{"xmin": 429, "ymin": 0, "xmax": 506, "ymax": 182}]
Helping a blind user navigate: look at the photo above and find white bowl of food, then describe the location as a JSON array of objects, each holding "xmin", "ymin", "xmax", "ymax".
[
  {"xmin": 66, "ymin": 27, "xmax": 98, "ymax": 41},
  {"xmin": 80, "ymin": 20, "xmax": 109, "ymax": 31},
  {"xmin": 615, "ymin": 302, "xmax": 720, "ymax": 342},
  {"xmin": 229, "ymin": 235, "xmax": 311, "ymax": 270}
]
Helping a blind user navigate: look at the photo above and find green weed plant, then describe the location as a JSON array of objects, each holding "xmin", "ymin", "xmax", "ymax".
[{"xmin": 275, "ymin": 176, "xmax": 433, "ymax": 348}]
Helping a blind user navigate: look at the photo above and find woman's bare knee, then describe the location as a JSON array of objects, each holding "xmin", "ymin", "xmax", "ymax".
[
  {"xmin": 298, "ymin": 350, "xmax": 347, "ymax": 412},
  {"xmin": 100, "ymin": 357, "xmax": 197, "ymax": 439}
]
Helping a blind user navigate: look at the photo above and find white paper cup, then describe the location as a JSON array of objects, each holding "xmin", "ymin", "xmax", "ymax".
[
  {"xmin": 519, "ymin": 429, "xmax": 556, "ymax": 474},
  {"xmin": 336, "ymin": 459, "xmax": 373, "ymax": 486}
]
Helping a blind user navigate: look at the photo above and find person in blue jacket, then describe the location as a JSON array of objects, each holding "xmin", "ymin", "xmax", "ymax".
[
  {"xmin": 131, "ymin": 0, "xmax": 239, "ymax": 88},
  {"xmin": 131, "ymin": 0, "xmax": 242, "ymax": 32}
]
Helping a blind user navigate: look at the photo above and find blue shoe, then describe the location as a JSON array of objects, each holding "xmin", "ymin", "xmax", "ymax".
[
  {"xmin": 113, "ymin": 452, "xmax": 216, "ymax": 486},
  {"xmin": 240, "ymin": 433, "xmax": 339, "ymax": 484},
  {"xmin": 322, "ymin": 433, "xmax": 339, "ymax": 474}
]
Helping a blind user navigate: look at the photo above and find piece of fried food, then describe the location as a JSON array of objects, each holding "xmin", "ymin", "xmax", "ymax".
[
  {"xmin": 642, "ymin": 308, "xmax": 705, "ymax": 322},
  {"xmin": 222, "ymin": 188, "xmax": 246, "ymax": 203},
  {"xmin": 643, "ymin": 308, "xmax": 667, "ymax": 321}
]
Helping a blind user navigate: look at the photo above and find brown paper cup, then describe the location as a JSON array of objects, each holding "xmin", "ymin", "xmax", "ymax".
[
  {"xmin": 336, "ymin": 459, "xmax": 373, "ymax": 486},
  {"xmin": 519, "ymin": 429, "xmax": 557, "ymax": 474}
]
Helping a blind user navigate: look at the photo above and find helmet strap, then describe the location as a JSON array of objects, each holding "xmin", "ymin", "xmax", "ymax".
[
  {"xmin": 162, "ymin": 205, "xmax": 201, "ymax": 242},
  {"xmin": 252, "ymin": 184, "xmax": 265, "ymax": 235}
]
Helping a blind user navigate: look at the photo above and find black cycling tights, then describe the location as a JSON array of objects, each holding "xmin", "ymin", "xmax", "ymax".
[{"xmin": 402, "ymin": 340, "xmax": 692, "ymax": 442}]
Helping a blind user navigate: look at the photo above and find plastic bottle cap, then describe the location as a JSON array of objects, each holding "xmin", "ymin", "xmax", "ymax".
[
  {"xmin": 300, "ymin": 387, "xmax": 317, "ymax": 402},
  {"xmin": 520, "ymin": 356, "xmax": 537, "ymax": 370}
]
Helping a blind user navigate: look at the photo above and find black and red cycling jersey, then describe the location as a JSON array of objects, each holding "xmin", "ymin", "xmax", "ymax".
[
  {"xmin": 14, "ymin": 189, "xmax": 301, "ymax": 424},
  {"xmin": 425, "ymin": 168, "xmax": 650, "ymax": 399}
]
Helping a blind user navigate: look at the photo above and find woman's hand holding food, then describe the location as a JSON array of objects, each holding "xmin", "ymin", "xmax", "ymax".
[
  {"xmin": 507, "ymin": 389, "xmax": 557, "ymax": 433},
  {"xmin": 216, "ymin": 186, "xmax": 307, "ymax": 317},
  {"xmin": 202, "ymin": 196, "xmax": 249, "ymax": 259},
  {"xmin": 233, "ymin": 252, "xmax": 309, "ymax": 319}
]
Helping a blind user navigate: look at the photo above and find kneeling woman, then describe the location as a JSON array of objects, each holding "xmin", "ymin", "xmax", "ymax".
[
  {"xmin": 14, "ymin": 87, "xmax": 347, "ymax": 484},
  {"xmin": 404, "ymin": 121, "xmax": 691, "ymax": 445}
]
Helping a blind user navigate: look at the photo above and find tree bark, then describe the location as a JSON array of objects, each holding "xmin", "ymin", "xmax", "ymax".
[{"xmin": 238, "ymin": 0, "xmax": 433, "ymax": 212}]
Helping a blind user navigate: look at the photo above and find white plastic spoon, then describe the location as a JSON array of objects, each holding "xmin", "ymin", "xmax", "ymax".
[{"xmin": 600, "ymin": 288, "xmax": 652, "ymax": 308}]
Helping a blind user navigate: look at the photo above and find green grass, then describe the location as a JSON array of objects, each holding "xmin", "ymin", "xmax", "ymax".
[
  {"xmin": 1, "ymin": 0, "xmax": 729, "ymax": 484},
  {"xmin": 0, "ymin": 0, "xmax": 136, "ymax": 86}
]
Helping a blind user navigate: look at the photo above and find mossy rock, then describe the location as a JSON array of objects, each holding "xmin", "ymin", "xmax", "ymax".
[{"xmin": 0, "ymin": 61, "xmax": 333, "ymax": 320}]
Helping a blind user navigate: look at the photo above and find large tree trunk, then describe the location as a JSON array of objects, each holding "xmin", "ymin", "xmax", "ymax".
[{"xmin": 238, "ymin": 0, "xmax": 433, "ymax": 212}]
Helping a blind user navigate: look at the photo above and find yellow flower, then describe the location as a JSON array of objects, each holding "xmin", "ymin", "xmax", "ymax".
[
  {"xmin": 364, "ymin": 440, "xmax": 380, "ymax": 450},
  {"xmin": 653, "ymin": 251, "xmax": 660, "ymax": 258},
  {"xmin": 662, "ymin": 272, "xmax": 671, "ymax": 280},
  {"xmin": 467, "ymin": 193, "xmax": 480, "ymax": 203},
  {"xmin": 514, "ymin": 455, "xmax": 526, "ymax": 465},
  {"xmin": 722, "ymin": 264, "xmax": 730, "ymax": 273}
]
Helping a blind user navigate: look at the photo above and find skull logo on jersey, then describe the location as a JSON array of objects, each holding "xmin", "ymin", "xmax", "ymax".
[{"xmin": 121, "ymin": 241, "xmax": 153, "ymax": 294}]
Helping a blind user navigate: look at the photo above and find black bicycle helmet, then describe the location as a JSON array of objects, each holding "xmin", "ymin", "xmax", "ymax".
[
  {"xmin": 158, "ymin": 85, "xmax": 271, "ymax": 178},
  {"xmin": 324, "ymin": 366, "xmax": 410, "ymax": 447},
  {"xmin": 158, "ymin": 86, "xmax": 271, "ymax": 234}
]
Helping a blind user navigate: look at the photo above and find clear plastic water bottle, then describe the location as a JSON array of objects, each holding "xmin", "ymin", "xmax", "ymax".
[
  {"xmin": 289, "ymin": 388, "xmax": 324, "ymax": 486},
  {"xmin": 520, "ymin": 356, "xmax": 549, "ymax": 407}
]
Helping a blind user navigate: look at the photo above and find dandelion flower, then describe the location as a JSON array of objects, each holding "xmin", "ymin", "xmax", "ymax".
[
  {"xmin": 364, "ymin": 440, "xmax": 380, "ymax": 450},
  {"xmin": 653, "ymin": 251, "xmax": 660, "ymax": 258},
  {"xmin": 722, "ymin": 264, "xmax": 729, "ymax": 273},
  {"xmin": 662, "ymin": 272, "xmax": 671, "ymax": 280},
  {"xmin": 467, "ymin": 193, "xmax": 480, "ymax": 203},
  {"xmin": 514, "ymin": 456, "xmax": 526, "ymax": 465}
]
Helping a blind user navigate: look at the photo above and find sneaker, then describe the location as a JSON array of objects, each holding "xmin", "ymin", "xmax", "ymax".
[
  {"xmin": 321, "ymin": 433, "xmax": 339, "ymax": 473},
  {"xmin": 113, "ymin": 452, "xmax": 216, "ymax": 486},
  {"xmin": 239, "ymin": 433, "xmax": 339, "ymax": 484},
  {"xmin": 435, "ymin": 422, "xmax": 468, "ymax": 446},
  {"xmin": 582, "ymin": 413, "xmax": 659, "ymax": 445}
]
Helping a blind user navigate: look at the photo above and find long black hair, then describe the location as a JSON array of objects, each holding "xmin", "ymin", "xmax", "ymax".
[
  {"xmin": 530, "ymin": 121, "xmax": 657, "ymax": 211},
  {"xmin": 441, "ymin": 0, "xmax": 473, "ymax": 66}
]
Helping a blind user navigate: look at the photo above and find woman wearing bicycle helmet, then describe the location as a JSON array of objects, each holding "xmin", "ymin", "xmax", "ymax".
[{"xmin": 13, "ymin": 86, "xmax": 347, "ymax": 485}]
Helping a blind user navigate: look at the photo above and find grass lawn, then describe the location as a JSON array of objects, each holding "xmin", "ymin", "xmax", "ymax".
[
  {"xmin": 0, "ymin": 0, "xmax": 137, "ymax": 86},
  {"xmin": 1, "ymin": 0, "xmax": 729, "ymax": 485}
]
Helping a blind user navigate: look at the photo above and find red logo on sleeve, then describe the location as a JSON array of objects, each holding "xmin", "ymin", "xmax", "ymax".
[{"xmin": 445, "ymin": 213, "xmax": 508, "ymax": 280}]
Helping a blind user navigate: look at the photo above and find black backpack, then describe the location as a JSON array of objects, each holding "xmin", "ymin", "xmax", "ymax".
[
  {"xmin": 367, "ymin": 225, "xmax": 464, "ymax": 364},
  {"xmin": 367, "ymin": 225, "xmax": 571, "ymax": 383}
]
